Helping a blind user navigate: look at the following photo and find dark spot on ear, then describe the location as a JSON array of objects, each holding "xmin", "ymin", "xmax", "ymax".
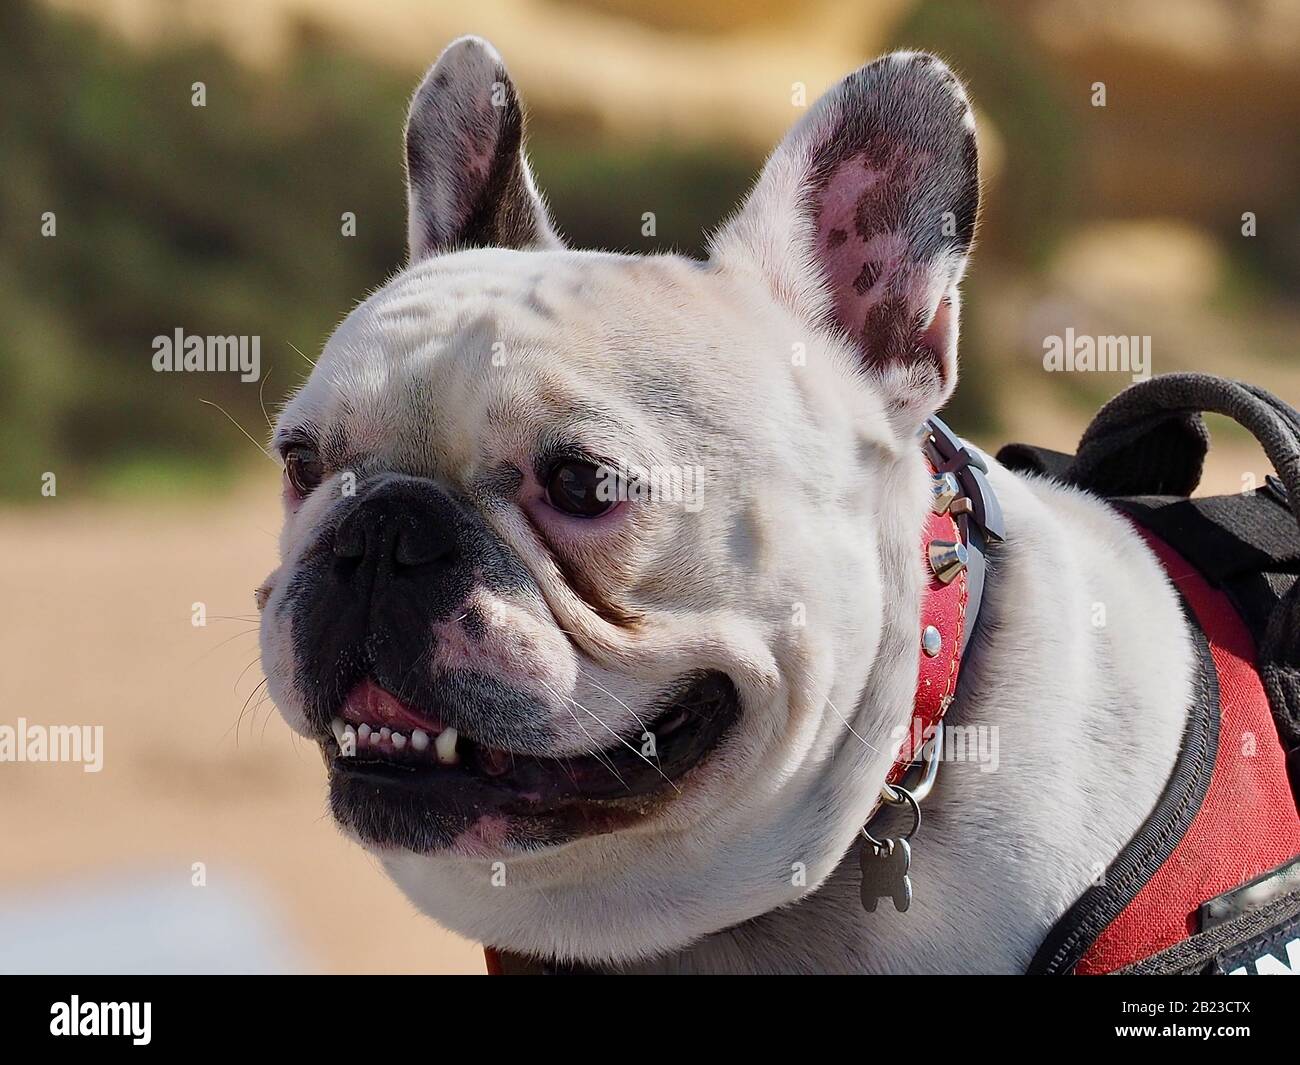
[
  {"xmin": 852, "ymin": 157, "xmax": 910, "ymax": 240},
  {"xmin": 827, "ymin": 228, "xmax": 848, "ymax": 249},
  {"xmin": 405, "ymin": 127, "xmax": 433, "ymax": 206},
  {"xmin": 462, "ymin": 605, "xmax": 487, "ymax": 639},
  {"xmin": 861, "ymin": 295, "xmax": 916, "ymax": 366},
  {"xmin": 859, "ymin": 129, "xmax": 895, "ymax": 173},
  {"xmin": 951, "ymin": 132, "xmax": 979, "ymax": 247},
  {"xmin": 852, "ymin": 259, "xmax": 881, "ymax": 296}
]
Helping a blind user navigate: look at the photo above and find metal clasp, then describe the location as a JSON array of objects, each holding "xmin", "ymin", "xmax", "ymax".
[{"xmin": 879, "ymin": 719, "xmax": 943, "ymax": 807}]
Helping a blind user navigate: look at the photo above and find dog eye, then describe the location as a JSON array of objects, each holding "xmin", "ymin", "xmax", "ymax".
[
  {"xmin": 283, "ymin": 445, "xmax": 324, "ymax": 496},
  {"xmin": 545, "ymin": 459, "xmax": 616, "ymax": 518}
]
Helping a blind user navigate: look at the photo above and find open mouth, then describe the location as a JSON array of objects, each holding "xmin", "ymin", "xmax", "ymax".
[
  {"xmin": 329, "ymin": 680, "xmax": 471, "ymax": 768},
  {"xmin": 320, "ymin": 670, "xmax": 739, "ymax": 852}
]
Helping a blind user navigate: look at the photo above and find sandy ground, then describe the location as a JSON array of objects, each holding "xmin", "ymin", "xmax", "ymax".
[{"xmin": 0, "ymin": 475, "xmax": 484, "ymax": 974}]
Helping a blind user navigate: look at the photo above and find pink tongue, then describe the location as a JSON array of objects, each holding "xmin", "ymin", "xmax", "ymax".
[{"xmin": 341, "ymin": 679, "xmax": 444, "ymax": 733}]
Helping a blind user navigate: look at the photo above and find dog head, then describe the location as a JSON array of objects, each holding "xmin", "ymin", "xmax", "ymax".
[{"xmin": 259, "ymin": 37, "xmax": 979, "ymax": 963}]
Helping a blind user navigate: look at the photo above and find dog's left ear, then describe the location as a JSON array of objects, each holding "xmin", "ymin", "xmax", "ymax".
[
  {"xmin": 711, "ymin": 52, "xmax": 979, "ymax": 431},
  {"xmin": 404, "ymin": 36, "xmax": 561, "ymax": 261}
]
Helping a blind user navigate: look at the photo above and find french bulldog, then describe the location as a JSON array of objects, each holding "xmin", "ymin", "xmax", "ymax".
[{"xmin": 258, "ymin": 37, "xmax": 1192, "ymax": 973}]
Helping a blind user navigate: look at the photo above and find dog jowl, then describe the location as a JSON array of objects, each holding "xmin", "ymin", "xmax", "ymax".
[{"xmin": 258, "ymin": 37, "xmax": 979, "ymax": 961}]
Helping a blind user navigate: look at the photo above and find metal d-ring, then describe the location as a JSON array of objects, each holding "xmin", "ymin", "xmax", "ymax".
[
  {"xmin": 879, "ymin": 720, "xmax": 944, "ymax": 807},
  {"xmin": 860, "ymin": 785, "xmax": 921, "ymax": 851}
]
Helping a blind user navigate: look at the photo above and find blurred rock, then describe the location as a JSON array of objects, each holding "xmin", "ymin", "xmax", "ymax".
[{"xmin": 1049, "ymin": 220, "xmax": 1223, "ymax": 308}]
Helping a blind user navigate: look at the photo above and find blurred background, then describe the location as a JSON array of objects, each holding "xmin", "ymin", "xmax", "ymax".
[{"xmin": 0, "ymin": 0, "xmax": 1297, "ymax": 972}]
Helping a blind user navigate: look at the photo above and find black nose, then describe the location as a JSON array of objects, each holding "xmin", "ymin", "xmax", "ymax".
[
  {"xmin": 290, "ymin": 474, "xmax": 536, "ymax": 725},
  {"xmin": 333, "ymin": 485, "xmax": 459, "ymax": 573}
]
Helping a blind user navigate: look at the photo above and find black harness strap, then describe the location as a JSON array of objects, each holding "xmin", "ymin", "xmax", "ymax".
[
  {"xmin": 998, "ymin": 373, "xmax": 1300, "ymax": 804},
  {"xmin": 1024, "ymin": 612, "xmax": 1220, "ymax": 976},
  {"xmin": 1068, "ymin": 375, "xmax": 1300, "ymax": 798}
]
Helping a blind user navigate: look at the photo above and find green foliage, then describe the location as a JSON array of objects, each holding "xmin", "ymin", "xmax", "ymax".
[
  {"xmin": 0, "ymin": 1, "xmax": 407, "ymax": 498},
  {"xmin": 0, "ymin": 0, "xmax": 768, "ymax": 499},
  {"xmin": 532, "ymin": 135, "xmax": 758, "ymax": 256}
]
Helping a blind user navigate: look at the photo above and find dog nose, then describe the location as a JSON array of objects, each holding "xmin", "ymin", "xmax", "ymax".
[{"xmin": 333, "ymin": 488, "xmax": 458, "ymax": 572}]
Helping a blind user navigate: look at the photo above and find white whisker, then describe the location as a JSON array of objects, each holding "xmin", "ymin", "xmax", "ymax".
[
  {"xmin": 541, "ymin": 680, "xmax": 681, "ymax": 796},
  {"xmin": 199, "ymin": 398, "xmax": 279, "ymax": 464},
  {"xmin": 822, "ymin": 694, "xmax": 889, "ymax": 760}
]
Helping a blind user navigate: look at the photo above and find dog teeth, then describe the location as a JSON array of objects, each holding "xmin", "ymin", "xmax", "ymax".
[
  {"xmin": 330, "ymin": 718, "xmax": 357, "ymax": 758},
  {"xmin": 335, "ymin": 718, "xmax": 458, "ymax": 764},
  {"xmin": 435, "ymin": 727, "xmax": 459, "ymax": 765}
]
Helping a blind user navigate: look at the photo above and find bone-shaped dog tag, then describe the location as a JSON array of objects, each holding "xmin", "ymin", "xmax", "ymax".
[{"xmin": 859, "ymin": 837, "xmax": 912, "ymax": 913}]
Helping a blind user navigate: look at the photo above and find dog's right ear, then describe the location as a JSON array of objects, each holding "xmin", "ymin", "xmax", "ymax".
[
  {"xmin": 711, "ymin": 52, "xmax": 980, "ymax": 433},
  {"xmin": 404, "ymin": 36, "xmax": 561, "ymax": 261}
]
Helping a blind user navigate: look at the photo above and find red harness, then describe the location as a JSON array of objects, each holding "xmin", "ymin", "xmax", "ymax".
[
  {"xmin": 889, "ymin": 473, "xmax": 1300, "ymax": 974},
  {"xmin": 1073, "ymin": 526, "xmax": 1300, "ymax": 973}
]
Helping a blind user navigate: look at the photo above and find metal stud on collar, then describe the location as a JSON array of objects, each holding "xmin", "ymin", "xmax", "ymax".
[
  {"xmin": 927, "ymin": 539, "xmax": 968, "ymax": 584},
  {"xmin": 930, "ymin": 472, "xmax": 959, "ymax": 515},
  {"xmin": 921, "ymin": 624, "xmax": 942, "ymax": 657}
]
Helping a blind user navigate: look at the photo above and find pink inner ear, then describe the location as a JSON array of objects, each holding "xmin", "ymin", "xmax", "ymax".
[
  {"xmin": 462, "ymin": 84, "xmax": 498, "ymax": 178},
  {"xmin": 814, "ymin": 150, "xmax": 942, "ymax": 376},
  {"xmin": 445, "ymin": 85, "xmax": 500, "ymax": 230},
  {"xmin": 816, "ymin": 153, "xmax": 906, "ymax": 332}
]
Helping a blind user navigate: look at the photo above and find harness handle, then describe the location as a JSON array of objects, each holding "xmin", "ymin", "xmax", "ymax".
[
  {"xmin": 1066, "ymin": 372, "xmax": 1300, "ymax": 528},
  {"xmin": 1061, "ymin": 373, "xmax": 1300, "ymax": 800}
]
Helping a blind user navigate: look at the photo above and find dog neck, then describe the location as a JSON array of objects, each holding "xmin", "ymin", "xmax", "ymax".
[
  {"xmin": 485, "ymin": 418, "xmax": 1009, "ymax": 976},
  {"xmin": 620, "ymin": 447, "xmax": 1195, "ymax": 973}
]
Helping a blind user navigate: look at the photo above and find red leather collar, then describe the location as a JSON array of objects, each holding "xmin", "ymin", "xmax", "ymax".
[
  {"xmin": 887, "ymin": 494, "xmax": 970, "ymax": 786},
  {"xmin": 881, "ymin": 417, "xmax": 1002, "ymax": 799}
]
